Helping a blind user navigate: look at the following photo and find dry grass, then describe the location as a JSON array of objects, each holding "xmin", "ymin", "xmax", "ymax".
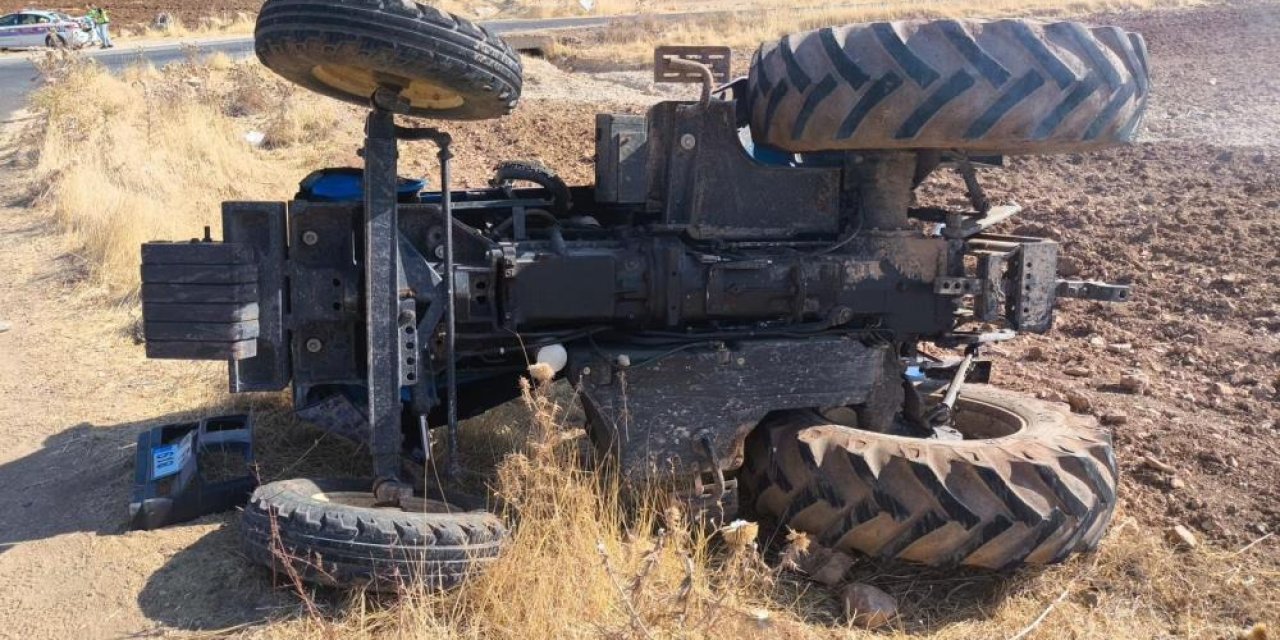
[
  {"xmin": 242, "ymin": 378, "xmax": 1278, "ymax": 640},
  {"xmin": 117, "ymin": 11, "xmax": 256, "ymax": 40},
  {"xmin": 21, "ymin": 53, "xmax": 333, "ymax": 302},
  {"xmin": 555, "ymin": 0, "xmax": 1202, "ymax": 67},
  {"xmin": 253, "ymin": 378, "xmax": 803, "ymax": 640}
]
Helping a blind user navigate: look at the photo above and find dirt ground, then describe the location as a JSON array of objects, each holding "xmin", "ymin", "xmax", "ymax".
[
  {"xmin": 0, "ymin": 1, "xmax": 1276, "ymax": 638},
  {"xmin": 962, "ymin": 1, "xmax": 1280, "ymax": 547}
]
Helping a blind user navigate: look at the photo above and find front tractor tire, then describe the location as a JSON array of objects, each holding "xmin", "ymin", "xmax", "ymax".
[
  {"xmin": 241, "ymin": 478, "xmax": 506, "ymax": 590},
  {"xmin": 254, "ymin": 0, "xmax": 522, "ymax": 120},
  {"xmin": 741, "ymin": 385, "xmax": 1117, "ymax": 570}
]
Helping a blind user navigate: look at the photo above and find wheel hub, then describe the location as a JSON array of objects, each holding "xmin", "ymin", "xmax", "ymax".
[{"xmin": 311, "ymin": 64, "xmax": 466, "ymax": 110}]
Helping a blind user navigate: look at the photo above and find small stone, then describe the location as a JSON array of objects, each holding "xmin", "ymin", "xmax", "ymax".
[
  {"xmin": 1210, "ymin": 382, "xmax": 1234, "ymax": 397},
  {"xmin": 1066, "ymin": 390, "xmax": 1092, "ymax": 414},
  {"xmin": 1039, "ymin": 389, "xmax": 1067, "ymax": 404},
  {"xmin": 1065, "ymin": 366, "xmax": 1092, "ymax": 377},
  {"xmin": 0, "ymin": 321, "xmax": 9, "ymax": 334},
  {"xmin": 1120, "ymin": 372, "xmax": 1150, "ymax": 395},
  {"xmin": 797, "ymin": 547, "xmax": 855, "ymax": 586},
  {"xmin": 842, "ymin": 583, "xmax": 898, "ymax": 629},
  {"xmin": 1088, "ymin": 336, "xmax": 1107, "ymax": 348},
  {"xmin": 1142, "ymin": 455, "xmax": 1175, "ymax": 474},
  {"xmin": 1058, "ymin": 256, "xmax": 1081, "ymax": 277},
  {"xmin": 1025, "ymin": 346, "xmax": 1047, "ymax": 361},
  {"xmin": 1107, "ymin": 342, "xmax": 1133, "ymax": 353},
  {"xmin": 1169, "ymin": 524, "xmax": 1198, "ymax": 549},
  {"xmin": 1101, "ymin": 412, "xmax": 1128, "ymax": 426},
  {"xmin": 1170, "ymin": 476, "xmax": 1186, "ymax": 490}
]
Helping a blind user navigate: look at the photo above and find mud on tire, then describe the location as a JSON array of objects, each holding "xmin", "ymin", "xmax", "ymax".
[
  {"xmin": 747, "ymin": 19, "xmax": 1150, "ymax": 154},
  {"xmin": 254, "ymin": 0, "xmax": 522, "ymax": 120},
  {"xmin": 241, "ymin": 477, "xmax": 505, "ymax": 590},
  {"xmin": 740, "ymin": 385, "xmax": 1117, "ymax": 570}
]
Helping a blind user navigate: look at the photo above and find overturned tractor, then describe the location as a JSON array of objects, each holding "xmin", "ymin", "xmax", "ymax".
[{"xmin": 138, "ymin": 0, "xmax": 1147, "ymax": 588}]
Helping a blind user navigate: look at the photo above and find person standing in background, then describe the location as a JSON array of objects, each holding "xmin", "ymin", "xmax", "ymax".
[{"xmin": 87, "ymin": 4, "xmax": 112, "ymax": 48}]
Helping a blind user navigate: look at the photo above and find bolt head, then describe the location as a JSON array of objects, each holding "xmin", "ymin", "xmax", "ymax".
[
  {"xmin": 305, "ymin": 338, "xmax": 323, "ymax": 353},
  {"xmin": 301, "ymin": 230, "xmax": 319, "ymax": 246},
  {"xmin": 679, "ymin": 133, "xmax": 697, "ymax": 150}
]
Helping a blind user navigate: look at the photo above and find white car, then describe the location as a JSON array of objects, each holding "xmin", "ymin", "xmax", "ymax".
[{"xmin": 0, "ymin": 10, "xmax": 94, "ymax": 50}]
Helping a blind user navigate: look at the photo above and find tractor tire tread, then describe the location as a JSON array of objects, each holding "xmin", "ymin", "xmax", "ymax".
[
  {"xmin": 747, "ymin": 19, "xmax": 1150, "ymax": 153},
  {"xmin": 254, "ymin": 0, "xmax": 521, "ymax": 120},
  {"xmin": 240, "ymin": 477, "xmax": 504, "ymax": 590},
  {"xmin": 740, "ymin": 385, "xmax": 1117, "ymax": 570}
]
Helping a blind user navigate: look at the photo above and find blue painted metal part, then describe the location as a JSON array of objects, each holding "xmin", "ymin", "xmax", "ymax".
[
  {"xmin": 299, "ymin": 168, "xmax": 427, "ymax": 202},
  {"xmin": 129, "ymin": 415, "xmax": 255, "ymax": 530}
]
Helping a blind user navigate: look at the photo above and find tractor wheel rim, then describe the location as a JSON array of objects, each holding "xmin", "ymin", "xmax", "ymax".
[{"xmin": 311, "ymin": 64, "xmax": 465, "ymax": 110}]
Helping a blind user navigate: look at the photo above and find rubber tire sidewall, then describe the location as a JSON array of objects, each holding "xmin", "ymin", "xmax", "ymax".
[
  {"xmin": 254, "ymin": 0, "xmax": 522, "ymax": 120},
  {"xmin": 742, "ymin": 385, "xmax": 1118, "ymax": 570},
  {"xmin": 241, "ymin": 477, "xmax": 505, "ymax": 590}
]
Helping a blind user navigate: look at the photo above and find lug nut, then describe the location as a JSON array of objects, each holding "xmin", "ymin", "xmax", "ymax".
[
  {"xmin": 305, "ymin": 338, "xmax": 324, "ymax": 353},
  {"xmin": 680, "ymin": 133, "xmax": 697, "ymax": 150},
  {"xmin": 301, "ymin": 230, "xmax": 319, "ymax": 246}
]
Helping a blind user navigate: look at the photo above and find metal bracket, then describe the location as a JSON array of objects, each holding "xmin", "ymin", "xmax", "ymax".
[
  {"xmin": 934, "ymin": 277, "xmax": 983, "ymax": 296},
  {"xmin": 1056, "ymin": 279, "xmax": 1131, "ymax": 302},
  {"xmin": 677, "ymin": 436, "xmax": 739, "ymax": 526},
  {"xmin": 653, "ymin": 45, "xmax": 731, "ymax": 84},
  {"xmin": 938, "ymin": 204, "xmax": 1022, "ymax": 239},
  {"xmin": 397, "ymin": 298, "xmax": 419, "ymax": 387},
  {"xmin": 922, "ymin": 357, "xmax": 992, "ymax": 383},
  {"xmin": 1010, "ymin": 240, "xmax": 1059, "ymax": 333}
]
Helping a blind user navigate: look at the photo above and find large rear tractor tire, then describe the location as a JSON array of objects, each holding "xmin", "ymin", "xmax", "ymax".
[
  {"xmin": 241, "ymin": 477, "xmax": 505, "ymax": 590},
  {"xmin": 740, "ymin": 385, "xmax": 1117, "ymax": 570},
  {"xmin": 255, "ymin": 0, "xmax": 522, "ymax": 120},
  {"xmin": 748, "ymin": 19, "xmax": 1149, "ymax": 154}
]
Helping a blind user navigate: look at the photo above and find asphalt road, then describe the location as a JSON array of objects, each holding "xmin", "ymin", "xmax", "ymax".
[{"xmin": 0, "ymin": 14, "xmax": 620, "ymax": 123}]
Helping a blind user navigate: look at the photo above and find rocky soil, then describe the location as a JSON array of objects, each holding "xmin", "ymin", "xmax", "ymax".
[{"xmin": 918, "ymin": 1, "xmax": 1280, "ymax": 547}]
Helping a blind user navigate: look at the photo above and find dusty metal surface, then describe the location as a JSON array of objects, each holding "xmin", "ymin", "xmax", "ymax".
[{"xmin": 572, "ymin": 338, "xmax": 894, "ymax": 477}]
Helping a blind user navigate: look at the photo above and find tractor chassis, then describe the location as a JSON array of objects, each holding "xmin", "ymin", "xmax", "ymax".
[{"xmin": 140, "ymin": 64, "xmax": 1132, "ymax": 512}]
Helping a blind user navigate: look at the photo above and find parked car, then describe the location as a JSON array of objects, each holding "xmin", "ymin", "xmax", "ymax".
[{"xmin": 0, "ymin": 10, "xmax": 94, "ymax": 49}]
